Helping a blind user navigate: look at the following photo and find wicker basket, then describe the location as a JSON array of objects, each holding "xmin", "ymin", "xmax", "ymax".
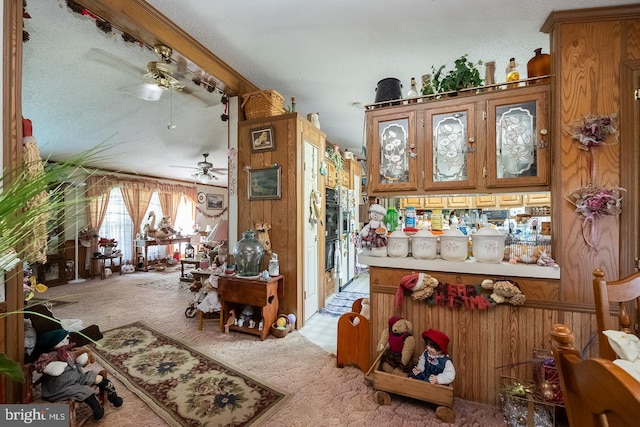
[
  {"xmin": 241, "ymin": 90, "xmax": 286, "ymax": 119},
  {"xmin": 271, "ymin": 314, "xmax": 292, "ymax": 338}
]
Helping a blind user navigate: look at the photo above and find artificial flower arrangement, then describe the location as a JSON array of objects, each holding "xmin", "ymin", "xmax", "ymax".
[
  {"xmin": 78, "ymin": 227, "xmax": 99, "ymax": 247},
  {"xmin": 565, "ymin": 183, "xmax": 625, "ymax": 249},
  {"xmin": 98, "ymin": 237, "xmax": 118, "ymax": 248},
  {"xmin": 565, "ymin": 113, "xmax": 618, "ymax": 150},
  {"xmin": 23, "ymin": 266, "xmax": 47, "ymax": 302}
]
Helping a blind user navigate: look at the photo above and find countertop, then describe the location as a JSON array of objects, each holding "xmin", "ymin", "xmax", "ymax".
[{"xmin": 359, "ymin": 254, "xmax": 561, "ymax": 279}]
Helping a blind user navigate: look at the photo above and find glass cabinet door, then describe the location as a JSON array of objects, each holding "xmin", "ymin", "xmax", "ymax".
[
  {"xmin": 367, "ymin": 109, "xmax": 418, "ymax": 192},
  {"xmin": 486, "ymin": 88, "xmax": 549, "ymax": 187},
  {"xmin": 424, "ymin": 103, "xmax": 476, "ymax": 190}
]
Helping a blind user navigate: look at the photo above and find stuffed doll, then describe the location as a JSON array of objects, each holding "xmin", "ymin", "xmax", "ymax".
[
  {"xmin": 376, "ymin": 315, "xmax": 416, "ymax": 376},
  {"xmin": 33, "ymin": 329, "xmax": 123, "ymax": 420},
  {"xmin": 359, "ymin": 204, "xmax": 388, "ymax": 256}
]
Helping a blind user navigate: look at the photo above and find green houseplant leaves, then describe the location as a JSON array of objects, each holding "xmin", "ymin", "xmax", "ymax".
[{"xmin": 432, "ymin": 54, "xmax": 484, "ymax": 94}]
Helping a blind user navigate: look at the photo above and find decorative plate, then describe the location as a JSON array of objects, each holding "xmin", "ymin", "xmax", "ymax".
[{"xmin": 198, "ymin": 192, "xmax": 205, "ymax": 203}]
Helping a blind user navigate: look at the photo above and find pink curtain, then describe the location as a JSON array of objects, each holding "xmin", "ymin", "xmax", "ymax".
[{"xmin": 120, "ymin": 187, "xmax": 153, "ymax": 252}]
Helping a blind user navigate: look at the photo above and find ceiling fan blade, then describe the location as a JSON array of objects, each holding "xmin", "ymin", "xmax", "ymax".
[
  {"xmin": 120, "ymin": 82, "xmax": 165, "ymax": 101},
  {"xmin": 169, "ymin": 164, "xmax": 200, "ymax": 170},
  {"xmin": 87, "ymin": 47, "xmax": 146, "ymax": 77}
]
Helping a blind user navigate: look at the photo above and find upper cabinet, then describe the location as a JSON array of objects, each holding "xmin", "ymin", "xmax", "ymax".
[
  {"xmin": 485, "ymin": 88, "xmax": 549, "ymax": 188},
  {"xmin": 365, "ymin": 84, "xmax": 550, "ymax": 196},
  {"xmin": 367, "ymin": 108, "xmax": 419, "ymax": 193}
]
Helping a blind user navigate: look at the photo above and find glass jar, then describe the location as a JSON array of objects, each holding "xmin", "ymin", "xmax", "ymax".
[{"xmin": 232, "ymin": 229, "xmax": 265, "ymax": 276}]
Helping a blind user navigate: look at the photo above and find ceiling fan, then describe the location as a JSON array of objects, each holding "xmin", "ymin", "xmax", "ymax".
[
  {"xmin": 88, "ymin": 45, "xmax": 221, "ymax": 105},
  {"xmin": 172, "ymin": 153, "xmax": 228, "ymax": 183}
]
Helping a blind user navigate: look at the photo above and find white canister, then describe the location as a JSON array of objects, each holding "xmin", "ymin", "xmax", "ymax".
[
  {"xmin": 440, "ymin": 228, "xmax": 469, "ymax": 261},
  {"xmin": 387, "ymin": 229, "xmax": 409, "ymax": 257},
  {"xmin": 472, "ymin": 227, "xmax": 507, "ymax": 263},
  {"xmin": 411, "ymin": 229, "xmax": 438, "ymax": 260}
]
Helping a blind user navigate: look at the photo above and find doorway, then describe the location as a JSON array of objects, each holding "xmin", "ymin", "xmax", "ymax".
[{"xmin": 303, "ymin": 140, "xmax": 320, "ymax": 320}]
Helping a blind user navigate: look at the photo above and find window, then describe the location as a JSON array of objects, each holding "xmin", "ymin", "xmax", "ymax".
[
  {"xmin": 174, "ymin": 195, "xmax": 194, "ymax": 236},
  {"xmin": 99, "ymin": 188, "xmax": 133, "ymax": 262}
]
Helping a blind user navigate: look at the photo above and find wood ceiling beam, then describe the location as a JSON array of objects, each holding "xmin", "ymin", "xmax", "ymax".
[{"xmin": 73, "ymin": 0, "xmax": 259, "ymax": 97}]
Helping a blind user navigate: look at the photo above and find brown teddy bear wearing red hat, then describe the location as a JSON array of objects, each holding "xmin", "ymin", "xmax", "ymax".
[{"xmin": 409, "ymin": 329, "xmax": 456, "ymax": 385}]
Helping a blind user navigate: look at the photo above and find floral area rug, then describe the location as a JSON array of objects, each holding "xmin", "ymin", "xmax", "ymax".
[
  {"xmin": 318, "ymin": 291, "xmax": 369, "ymax": 317},
  {"xmin": 91, "ymin": 321, "xmax": 289, "ymax": 426}
]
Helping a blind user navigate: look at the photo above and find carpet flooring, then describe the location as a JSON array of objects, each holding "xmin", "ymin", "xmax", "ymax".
[
  {"xmin": 319, "ymin": 291, "xmax": 369, "ymax": 317},
  {"xmin": 92, "ymin": 321, "xmax": 288, "ymax": 426},
  {"xmin": 42, "ymin": 270, "xmax": 507, "ymax": 426}
]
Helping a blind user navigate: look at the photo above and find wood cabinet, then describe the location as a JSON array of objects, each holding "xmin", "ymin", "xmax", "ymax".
[
  {"xmin": 325, "ymin": 161, "xmax": 337, "ymax": 188},
  {"xmin": 446, "ymin": 196, "xmax": 472, "ymax": 209},
  {"xmin": 525, "ymin": 193, "xmax": 551, "ymax": 206},
  {"xmin": 475, "ymin": 195, "xmax": 496, "ymax": 207},
  {"xmin": 366, "ymin": 84, "xmax": 550, "ymax": 197},
  {"xmin": 485, "ymin": 88, "xmax": 550, "ymax": 188},
  {"xmin": 218, "ymin": 275, "xmax": 283, "ymax": 340},
  {"xmin": 367, "ymin": 108, "xmax": 419, "ymax": 193},
  {"xmin": 498, "ymin": 194, "xmax": 523, "ymax": 206},
  {"xmin": 399, "ymin": 197, "xmax": 424, "ymax": 209},
  {"xmin": 423, "ymin": 197, "xmax": 446, "ymax": 209}
]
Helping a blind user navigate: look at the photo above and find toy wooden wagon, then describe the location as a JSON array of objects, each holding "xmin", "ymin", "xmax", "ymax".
[{"xmin": 365, "ymin": 351, "xmax": 456, "ymax": 424}]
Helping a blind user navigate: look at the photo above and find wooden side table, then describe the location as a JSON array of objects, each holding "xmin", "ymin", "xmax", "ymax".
[
  {"xmin": 90, "ymin": 254, "xmax": 122, "ymax": 280},
  {"xmin": 218, "ymin": 275, "xmax": 284, "ymax": 340},
  {"xmin": 180, "ymin": 258, "xmax": 199, "ymax": 281}
]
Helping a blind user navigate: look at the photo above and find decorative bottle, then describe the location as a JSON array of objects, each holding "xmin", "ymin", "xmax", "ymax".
[
  {"xmin": 506, "ymin": 58, "xmax": 520, "ymax": 88},
  {"xmin": 526, "ymin": 48, "xmax": 551, "ymax": 84},
  {"xmin": 232, "ymin": 229, "xmax": 265, "ymax": 277},
  {"xmin": 407, "ymin": 77, "xmax": 419, "ymax": 101}
]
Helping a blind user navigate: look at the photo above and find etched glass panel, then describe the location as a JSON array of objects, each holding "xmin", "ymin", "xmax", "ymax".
[
  {"xmin": 432, "ymin": 112, "xmax": 468, "ymax": 182},
  {"xmin": 496, "ymin": 100, "xmax": 537, "ymax": 178},
  {"xmin": 379, "ymin": 118, "xmax": 410, "ymax": 184}
]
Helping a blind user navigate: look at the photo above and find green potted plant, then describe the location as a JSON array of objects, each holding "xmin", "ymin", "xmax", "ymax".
[{"xmin": 432, "ymin": 54, "xmax": 484, "ymax": 94}]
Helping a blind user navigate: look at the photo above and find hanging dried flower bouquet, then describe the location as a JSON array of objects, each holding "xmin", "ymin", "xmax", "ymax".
[{"xmin": 565, "ymin": 184, "xmax": 625, "ymax": 249}]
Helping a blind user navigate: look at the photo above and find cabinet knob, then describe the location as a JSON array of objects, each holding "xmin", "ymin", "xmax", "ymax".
[
  {"xmin": 539, "ymin": 129, "xmax": 548, "ymax": 149},
  {"xmin": 468, "ymin": 137, "xmax": 475, "ymax": 143}
]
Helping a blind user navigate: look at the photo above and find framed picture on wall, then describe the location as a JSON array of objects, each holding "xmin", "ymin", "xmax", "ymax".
[
  {"xmin": 207, "ymin": 194, "xmax": 224, "ymax": 210},
  {"xmin": 248, "ymin": 167, "xmax": 281, "ymax": 200},
  {"xmin": 250, "ymin": 126, "xmax": 275, "ymax": 153}
]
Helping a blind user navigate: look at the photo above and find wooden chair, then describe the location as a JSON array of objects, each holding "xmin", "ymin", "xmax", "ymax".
[
  {"xmin": 550, "ymin": 323, "xmax": 640, "ymax": 427},
  {"xmin": 336, "ymin": 298, "xmax": 370, "ymax": 372},
  {"xmin": 22, "ymin": 363, "xmax": 108, "ymax": 427},
  {"xmin": 592, "ymin": 268, "xmax": 640, "ymax": 360}
]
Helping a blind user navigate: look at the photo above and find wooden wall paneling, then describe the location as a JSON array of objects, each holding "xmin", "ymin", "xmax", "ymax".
[
  {"xmin": 238, "ymin": 114, "xmax": 324, "ymax": 327},
  {"xmin": 368, "ymin": 266, "xmax": 604, "ymax": 405},
  {"xmin": 545, "ymin": 13, "xmax": 631, "ymax": 304}
]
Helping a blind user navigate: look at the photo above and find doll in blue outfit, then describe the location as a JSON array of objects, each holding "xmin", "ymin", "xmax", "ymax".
[{"xmin": 410, "ymin": 329, "xmax": 456, "ymax": 385}]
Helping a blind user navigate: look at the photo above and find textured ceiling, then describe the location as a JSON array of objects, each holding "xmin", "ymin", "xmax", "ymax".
[{"xmin": 22, "ymin": 0, "xmax": 638, "ymax": 186}]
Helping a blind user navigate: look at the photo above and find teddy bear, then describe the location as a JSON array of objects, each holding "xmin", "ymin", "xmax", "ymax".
[
  {"xmin": 376, "ymin": 315, "xmax": 416, "ymax": 376},
  {"xmin": 481, "ymin": 279, "xmax": 526, "ymax": 305},
  {"xmin": 394, "ymin": 273, "xmax": 440, "ymax": 314},
  {"xmin": 32, "ymin": 329, "xmax": 123, "ymax": 420}
]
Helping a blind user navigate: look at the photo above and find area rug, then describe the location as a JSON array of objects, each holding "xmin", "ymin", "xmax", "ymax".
[
  {"xmin": 136, "ymin": 276, "xmax": 190, "ymax": 292},
  {"xmin": 91, "ymin": 321, "xmax": 289, "ymax": 426},
  {"xmin": 319, "ymin": 291, "xmax": 369, "ymax": 317}
]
